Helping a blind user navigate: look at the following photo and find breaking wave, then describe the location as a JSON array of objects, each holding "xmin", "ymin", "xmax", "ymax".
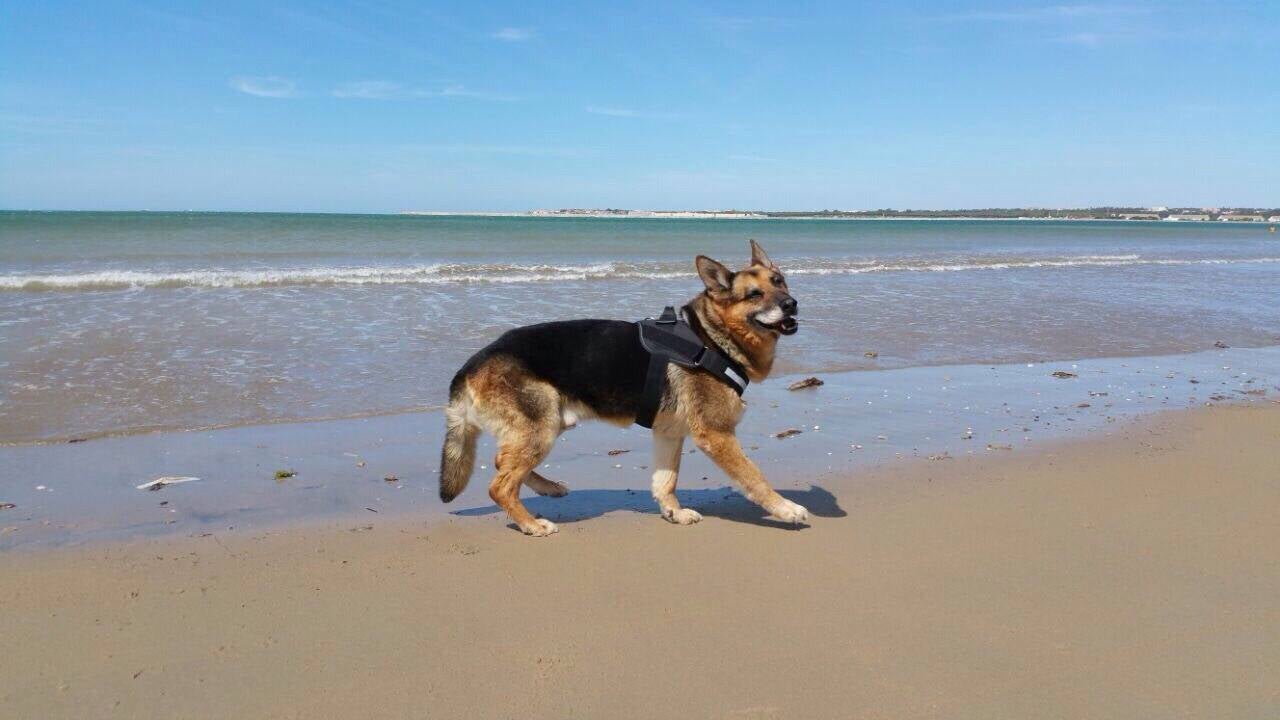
[{"xmin": 3, "ymin": 255, "xmax": 1279, "ymax": 291}]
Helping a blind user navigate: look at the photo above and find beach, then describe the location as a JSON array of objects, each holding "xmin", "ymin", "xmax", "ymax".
[
  {"xmin": 8, "ymin": 0, "xmax": 1280, "ymax": 714},
  {"xmin": 6, "ymin": 212, "xmax": 1278, "ymax": 546},
  {"xmin": 3, "ymin": 403, "xmax": 1278, "ymax": 718},
  {"xmin": 2, "ymin": 212, "xmax": 1279, "ymax": 717},
  {"xmin": 3, "ymin": 344, "xmax": 1277, "ymax": 549}
]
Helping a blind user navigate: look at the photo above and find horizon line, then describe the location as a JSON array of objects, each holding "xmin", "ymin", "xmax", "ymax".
[{"xmin": 3, "ymin": 206, "xmax": 1277, "ymax": 216}]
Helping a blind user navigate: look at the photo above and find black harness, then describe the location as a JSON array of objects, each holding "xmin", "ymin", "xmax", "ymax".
[{"xmin": 634, "ymin": 306, "xmax": 749, "ymax": 429}]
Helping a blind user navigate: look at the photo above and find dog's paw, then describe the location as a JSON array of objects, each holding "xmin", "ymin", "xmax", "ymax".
[
  {"xmin": 769, "ymin": 498, "xmax": 809, "ymax": 524},
  {"xmin": 663, "ymin": 507, "xmax": 703, "ymax": 525},
  {"xmin": 521, "ymin": 518, "xmax": 559, "ymax": 537}
]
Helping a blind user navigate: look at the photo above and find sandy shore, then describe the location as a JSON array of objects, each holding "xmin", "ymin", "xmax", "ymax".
[
  {"xmin": 7, "ymin": 347, "xmax": 1276, "ymax": 550},
  {"xmin": 3, "ymin": 404, "xmax": 1278, "ymax": 718}
]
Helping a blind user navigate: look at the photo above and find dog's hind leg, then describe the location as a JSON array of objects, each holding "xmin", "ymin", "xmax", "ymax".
[
  {"xmin": 524, "ymin": 470, "xmax": 568, "ymax": 497},
  {"xmin": 467, "ymin": 360, "xmax": 562, "ymax": 536},
  {"xmin": 651, "ymin": 433, "xmax": 701, "ymax": 524},
  {"xmin": 490, "ymin": 430, "xmax": 558, "ymax": 536}
]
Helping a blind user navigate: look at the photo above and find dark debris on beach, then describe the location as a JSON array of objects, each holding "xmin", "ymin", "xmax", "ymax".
[{"xmin": 787, "ymin": 377, "xmax": 825, "ymax": 391}]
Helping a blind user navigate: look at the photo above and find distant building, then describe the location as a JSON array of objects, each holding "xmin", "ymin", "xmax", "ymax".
[
  {"xmin": 1267, "ymin": 216, "xmax": 1280, "ymax": 222},
  {"xmin": 1119, "ymin": 213, "xmax": 1161, "ymax": 220},
  {"xmin": 1221, "ymin": 215, "xmax": 1266, "ymax": 222},
  {"xmin": 1165, "ymin": 214, "xmax": 1211, "ymax": 221}
]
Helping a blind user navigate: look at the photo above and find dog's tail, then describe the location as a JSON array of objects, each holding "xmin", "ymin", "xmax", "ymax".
[{"xmin": 439, "ymin": 379, "xmax": 480, "ymax": 503}]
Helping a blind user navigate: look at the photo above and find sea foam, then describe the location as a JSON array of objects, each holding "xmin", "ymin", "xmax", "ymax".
[{"xmin": 3, "ymin": 256, "xmax": 1279, "ymax": 291}]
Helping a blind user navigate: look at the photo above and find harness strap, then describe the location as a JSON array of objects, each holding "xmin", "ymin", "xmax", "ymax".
[
  {"xmin": 634, "ymin": 306, "xmax": 749, "ymax": 429},
  {"xmin": 635, "ymin": 350, "xmax": 669, "ymax": 429}
]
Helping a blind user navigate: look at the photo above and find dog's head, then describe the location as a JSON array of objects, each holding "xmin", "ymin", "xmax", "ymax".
[{"xmin": 695, "ymin": 239, "xmax": 798, "ymax": 337}]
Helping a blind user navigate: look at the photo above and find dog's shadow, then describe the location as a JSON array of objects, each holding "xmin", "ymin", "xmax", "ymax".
[{"xmin": 451, "ymin": 484, "xmax": 846, "ymax": 531}]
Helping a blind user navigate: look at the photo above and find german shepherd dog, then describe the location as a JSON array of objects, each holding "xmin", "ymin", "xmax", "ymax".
[{"xmin": 438, "ymin": 240, "xmax": 807, "ymax": 536}]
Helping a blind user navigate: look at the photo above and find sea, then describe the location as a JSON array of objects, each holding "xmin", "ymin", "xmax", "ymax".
[{"xmin": 3, "ymin": 211, "xmax": 1279, "ymax": 446}]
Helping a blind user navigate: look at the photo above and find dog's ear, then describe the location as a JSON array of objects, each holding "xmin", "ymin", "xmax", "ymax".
[
  {"xmin": 749, "ymin": 239, "xmax": 777, "ymax": 270},
  {"xmin": 695, "ymin": 255, "xmax": 734, "ymax": 298}
]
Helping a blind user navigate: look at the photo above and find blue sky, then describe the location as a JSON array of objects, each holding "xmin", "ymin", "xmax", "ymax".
[{"xmin": 2, "ymin": 1, "xmax": 1277, "ymax": 212}]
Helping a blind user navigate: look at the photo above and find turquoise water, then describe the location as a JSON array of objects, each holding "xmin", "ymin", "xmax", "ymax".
[{"xmin": 2, "ymin": 212, "xmax": 1278, "ymax": 443}]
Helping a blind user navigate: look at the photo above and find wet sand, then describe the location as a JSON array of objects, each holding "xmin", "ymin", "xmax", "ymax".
[
  {"xmin": 3, "ymin": 404, "xmax": 1278, "ymax": 719},
  {"xmin": 5, "ymin": 346, "xmax": 1277, "ymax": 550}
]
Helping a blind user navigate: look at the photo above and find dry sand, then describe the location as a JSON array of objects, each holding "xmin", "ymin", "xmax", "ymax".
[{"xmin": 2, "ymin": 405, "xmax": 1278, "ymax": 719}]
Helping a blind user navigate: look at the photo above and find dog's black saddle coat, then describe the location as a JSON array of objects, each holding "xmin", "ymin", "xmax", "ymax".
[{"xmin": 634, "ymin": 306, "xmax": 749, "ymax": 429}]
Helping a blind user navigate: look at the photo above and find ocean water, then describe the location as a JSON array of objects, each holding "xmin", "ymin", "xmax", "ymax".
[{"xmin": 2, "ymin": 211, "xmax": 1278, "ymax": 444}]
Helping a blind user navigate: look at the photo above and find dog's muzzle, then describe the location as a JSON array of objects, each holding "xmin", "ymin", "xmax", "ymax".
[{"xmin": 756, "ymin": 296, "xmax": 799, "ymax": 335}]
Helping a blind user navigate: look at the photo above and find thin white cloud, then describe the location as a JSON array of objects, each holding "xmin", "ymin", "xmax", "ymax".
[
  {"xmin": 230, "ymin": 75, "xmax": 297, "ymax": 98},
  {"xmin": 941, "ymin": 4, "xmax": 1153, "ymax": 22},
  {"xmin": 585, "ymin": 106, "xmax": 637, "ymax": 117},
  {"xmin": 331, "ymin": 82, "xmax": 517, "ymax": 102},
  {"xmin": 706, "ymin": 15, "xmax": 793, "ymax": 32},
  {"xmin": 435, "ymin": 85, "xmax": 517, "ymax": 102},
  {"xmin": 332, "ymin": 81, "xmax": 408, "ymax": 99},
  {"xmin": 929, "ymin": 5, "xmax": 1158, "ymax": 46},
  {"xmin": 1056, "ymin": 31, "xmax": 1105, "ymax": 45},
  {"xmin": 585, "ymin": 105, "xmax": 680, "ymax": 120},
  {"xmin": 0, "ymin": 112, "xmax": 106, "ymax": 136},
  {"xmin": 398, "ymin": 143, "xmax": 591, "ymax": 158},
  {"xmin": 491, "ymin": 27, "xmax": 534, "ymax": 41}
]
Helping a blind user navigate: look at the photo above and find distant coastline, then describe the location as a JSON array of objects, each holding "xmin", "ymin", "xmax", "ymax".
[
  {"xmin": 5, "ymin": 208, "xmax": 1276, "ymax": 223},
  {"xmin": 403, "ymin": 207, "xmax": 1280, "ymax": 223}
]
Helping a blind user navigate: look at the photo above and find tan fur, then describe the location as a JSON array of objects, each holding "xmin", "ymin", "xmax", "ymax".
[
  {"xmin": 438, "ymin": 396, "xmax": 479, "ymax": 502},
  {"xmin": 447, "ymin": 241, "xmax": 808, "ymax": 535},
  {"xmin": 686, "ymin": 292, "xmax": 778, "ymax": 380}
]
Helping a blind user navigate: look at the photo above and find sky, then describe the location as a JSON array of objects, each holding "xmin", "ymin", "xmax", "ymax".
[{"xmin": 2, "ymin": 1, "xmax": 1277, "ymax": 212}]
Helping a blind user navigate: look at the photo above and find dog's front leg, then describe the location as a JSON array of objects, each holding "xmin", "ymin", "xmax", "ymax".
[
  {"xmin": 691, "ymin": 428, "xmax": 809, "ymax": 524},
  {"xmin": 651, "ymin": 433, "xmax": 701, "ymax": 524}
]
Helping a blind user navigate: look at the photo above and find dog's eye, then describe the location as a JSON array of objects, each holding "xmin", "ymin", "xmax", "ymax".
[
  {"xmin": 771, "ymin": 274, "xmax": 784, "ymax": 286},
  {"xmin": 745, "ymin": 288, "xmax": 763, "ymax": 299}
]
